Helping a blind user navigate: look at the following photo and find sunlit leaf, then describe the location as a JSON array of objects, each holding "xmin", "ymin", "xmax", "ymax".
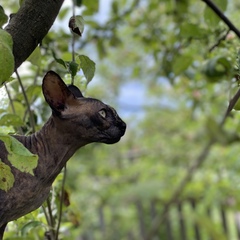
[
  {"xmin": 0, "ymin": 135, "xmax": 38, "ymax": 175},
  {"xmin": 27, "ymin": 47, "xmax": 41, "ymax": 66},
  {"xmin": 0, "ymin": 29, "xmax": 14, "ymax": 86},
  {"xmin": 78, "ymin": 55, "xmax": 96, "ymax": 83},
  {"xmin": 0, "ymin": 113, "xmax": 24, "ymax": 127},
  {"xmin": 0, "ymin": 160, "xmax": 14, "ymax": 192},
  {"xmin": 6, "ymin": 101, "xmax": 25, "ymax": 120}
]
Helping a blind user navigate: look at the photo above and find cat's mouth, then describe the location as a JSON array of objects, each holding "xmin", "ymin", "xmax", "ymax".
[{"xmin": 102, "ymin": 123, "xmax": 126, "ymax": 144}]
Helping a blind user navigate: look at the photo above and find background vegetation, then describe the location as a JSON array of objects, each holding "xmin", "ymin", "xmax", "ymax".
[{"xmin": 2, "ymin": 0, "xmax": 240, "ymax": 239}]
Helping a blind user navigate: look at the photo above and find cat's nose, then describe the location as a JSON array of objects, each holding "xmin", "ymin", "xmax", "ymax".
[{"xmin": 120, "ymin": 121, "xmax": 127, "ymax": 135}]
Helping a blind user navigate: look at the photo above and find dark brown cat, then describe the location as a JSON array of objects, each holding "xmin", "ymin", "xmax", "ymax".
[{"xmin": 0, "ymin": 71, "xmax": 126, "ymax": 238}]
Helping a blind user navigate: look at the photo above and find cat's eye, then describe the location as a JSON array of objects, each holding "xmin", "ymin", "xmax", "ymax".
[{"xmin": 99, "ymin": 109, "xmax": 107, "ymax": 118}]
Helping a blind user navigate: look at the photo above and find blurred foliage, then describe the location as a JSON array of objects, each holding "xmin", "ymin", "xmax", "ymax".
[{"xmin": 2, "ymin": 0, "xmax": 240, "ymax": 239}]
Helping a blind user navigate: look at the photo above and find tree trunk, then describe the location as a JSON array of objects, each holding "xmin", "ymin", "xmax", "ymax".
[{"xmin": 4, "ymin": 0, "xmax": 64, "ymax": 69}]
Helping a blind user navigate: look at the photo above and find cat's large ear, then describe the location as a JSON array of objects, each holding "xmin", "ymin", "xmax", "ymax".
[
  {"xmin": 42, "ymin": 71, "xmax": 75, "ymax": 113},
  {"xmin": 68, "ymin": 84, "xmax": 83, "ymax": 98}
]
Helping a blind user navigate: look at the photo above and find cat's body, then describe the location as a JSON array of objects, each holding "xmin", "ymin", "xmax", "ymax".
[{"xmin": 0, "ymin": 71, "xmax": 126, "ymax": 238}]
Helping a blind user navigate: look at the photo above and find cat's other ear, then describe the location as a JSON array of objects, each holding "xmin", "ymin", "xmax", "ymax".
[
  {"xmin": 42, "ymin": 71, "xmax": 75, "ymax": 114},
  {"xmin": 68, "ymin": 85, "xmax": 83, "ymax": 98}
]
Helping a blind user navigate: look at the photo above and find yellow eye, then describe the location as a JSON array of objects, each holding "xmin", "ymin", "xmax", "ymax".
[{"xmin": 99, "ymin": 109, "xmax": 106, "ymax": 118}]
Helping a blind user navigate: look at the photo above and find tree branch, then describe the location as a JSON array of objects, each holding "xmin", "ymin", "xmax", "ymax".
[{"xmin": 4, "ymin": 0, "xmax": 64, "ymax": 69}]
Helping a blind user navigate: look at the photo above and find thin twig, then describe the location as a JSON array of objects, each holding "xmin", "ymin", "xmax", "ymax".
[
  {"xmin": 71, "ymin": 0, "xmax": 76, "ymax": 85},
  {"xmin": 209, "ymin": 29, "xmax": 230, "ymax": 52},
  {"xmin": 221, "ymin": 87, "xmax": 240, "ymax": 126},
  {"xmin": 4, "ymin": 83, "xmax": 15, "ymax": 114},
  {"xmin": 46, "ymin": 197, "xmax": 55, "ymax": 240},
  {"xmin": 42, "ymin": 205, "xmax": 51, "ymax": 227},
  {"xmin": 55, "ymin": 165, "xmax": 67, "ymax": 240},
  {"xmin": 4, "ymin": 83, "xmax": 24, "ymax": 134},
  {"xmin": 15, "ymin": 70, "xmax": 35, "ymax": 132}
]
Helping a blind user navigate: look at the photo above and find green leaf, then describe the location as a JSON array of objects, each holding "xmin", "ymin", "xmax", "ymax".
[
  {"xmin": 83, "ymin": 0, "xmax": 99, "ymax": 15},
  {"xmin": 96, "ymin": 39, "xmax": 106, "ymax": 59},
  {"xmin": 58, "ymin": 7, "xmax": 70, "ymax": 20},
  {"xmin": 27, "ymin": 47, "xmax": 41, "ymax": 66},
  {"xmin": 203, "ymin": 56, "xmax": 232, "ymax": 79},
  {"xmin": 26, "ymin": 85, "xmax": 42, "ymax": 103},
  {"xmin": 0, "ymin": 113, "xmax": 24, "ymax": 127},
  {"xmin": 78, "ymin": 55, "xmax": 96, "ymax": 83},
  {"xmin": 0, "ymin": 29, "xmax": 14, "ymax": 86},
  {"xmin": 0, "ymin": 160, "xmax": 14, "ymax": 192},
  {"xmin": 21, "ymin": 221, "xmax": 44, "ymax": 236},
  {"xmin": 204, "ymin": 0, "xmax": 227, "ymax": 27},
  {"xmin": 172, "ymin": 54, "xmax": 193, "ymax": 75},
  {"xmin": 0, "ymin": 6, "xmax": 8, "ymax": 27},
  {"xmin": 68, "ymin": 61, "xmax": 79, "ymax": 78},
  {"xmin": 0, "ymin": 135, "xmax": 38, "ymax": 175},
  {"xmin": 180, "ymin": 23, "xmax": 207, "ymax": 38},
  {"xmin": 15, "ymin": 85, "xmax": 42, "ymax": 103},
  {"xmin": 52, "ymin": 50, "xmax": 67, "ymax": 69},
  {"xmin": 0, "ymin": 29, "xmax": 12, "ymax": 47},
  {"xmin": 7, "ymin": 101, "xmax": 25, "ymax": 120}
]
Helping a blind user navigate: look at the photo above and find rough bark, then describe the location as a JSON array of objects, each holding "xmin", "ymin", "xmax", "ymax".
[{"xmin": 4, "ymin": 0, "xmax": 64, "ymax": 69}]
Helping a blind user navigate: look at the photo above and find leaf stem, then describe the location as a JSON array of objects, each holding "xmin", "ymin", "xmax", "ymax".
[
  {"xmin": 55, "ymin": 165, "xmax": 67, "ymax": 240},
  {"xmin": 4, "ymin": 83, "xmax": 15, "ymax": 114},
  {"xmin": 4, "ymin": 83, "xmax": 23, "ymax": 134}
]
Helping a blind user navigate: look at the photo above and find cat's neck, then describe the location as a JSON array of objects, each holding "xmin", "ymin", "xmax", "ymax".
[{"xmin": 13, "ymin": 116, "xmax": 88, "ymax": 185}]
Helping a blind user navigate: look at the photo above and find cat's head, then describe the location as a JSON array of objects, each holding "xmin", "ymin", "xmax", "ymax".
[{"xmin": 42, "ymin": 71, "xmax": 126, "ymax": 144}]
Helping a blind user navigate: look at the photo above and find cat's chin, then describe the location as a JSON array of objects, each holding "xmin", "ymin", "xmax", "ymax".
[{"xmin": 102, "ymin": 136, "xmax": 122, "ymax": 144}]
